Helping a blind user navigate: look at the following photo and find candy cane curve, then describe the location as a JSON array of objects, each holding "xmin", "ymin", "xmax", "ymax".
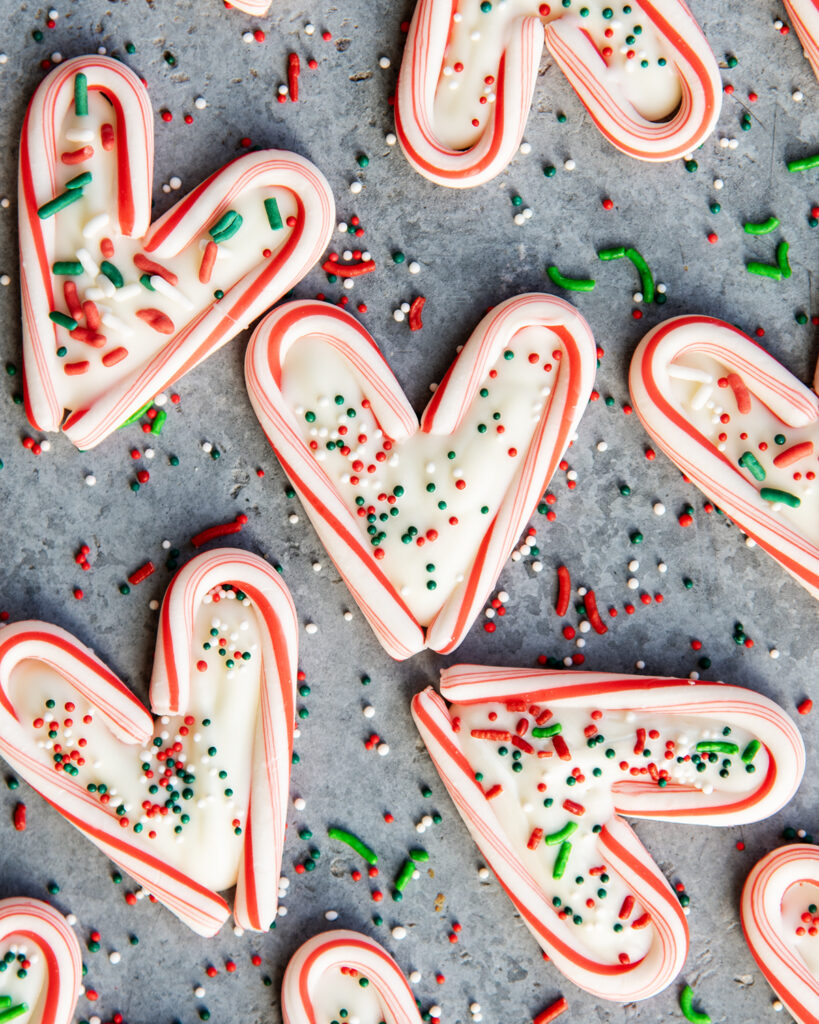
[
  {"xmin": 411, "ymin": 666, "xmax": 804, "ymax": 1001},
  {"xmin": 19, "ymin": 55, "xmax": 334, "ymax": 451},
  {"xmin": 395, "ymin": 0, "xmax": 722, "ymax": 188},
  {"xmin": 0, "ymin": 548, "xmax": 297, "ymax": 937},
  {"xmin": 244, "ymin": 294, "xmax": 597, "ymax": 660},
  {"xmin": 282, "ymin": 930, "xmax": 423, "ymax": 1024},
  {"xmin": 0, "ymin": 899, "xmax": 82, "ymax": 1024},
  {"xmin": 629, "ymin": 315, "xmax": 819, "ymax": 601},
  {"xmin": 227, "ymin": 0, "xmax": 272, "ymax": 14},
  {"xmin": 785, "ymin": 0, "xmax": 819, "ymax": 80},
  {"xmin": 741, "ymin": 845, "xmax": 819, "ymax": 1024}
]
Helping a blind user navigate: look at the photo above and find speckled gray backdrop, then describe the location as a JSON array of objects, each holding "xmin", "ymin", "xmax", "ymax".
[{"xmin": 0, "ymin": 1, "xmax": 817, "ymax": 1022}]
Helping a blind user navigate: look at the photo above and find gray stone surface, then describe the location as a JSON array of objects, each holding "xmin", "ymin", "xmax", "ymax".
[{"xmin": 0, "ymin": 0, "xmax": 817, "ymax": 1022}]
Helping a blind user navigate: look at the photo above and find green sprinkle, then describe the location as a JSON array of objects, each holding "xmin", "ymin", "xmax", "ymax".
[
  {"xmin": 264, "ymin": 197, "xmax": 283, "ymax": 230},
  {"xmin": 409, "ymin": 848, "xmax": 429, "ymax": 862},
  {"xmin": 776, "ymin": 240, "xmax": 792, "ymax": 278},
  {"xmin": 38, "ymin": 190, "xmax": 83, "ymax": 219},
  {"xmin": 49, "ymin": 310, "xmax": 78, "ymax": 331},
  {"xmin": 760, "ymin": 487, "xmax": 801, "ymax": 508},
  {"xmin": 741, "ymin": 739, "xmax": 760, "ymax": 763},
  {"xmin": 100, "ymin": 261, "xmax": 124, "ymax": 288},
  {"xmin": 543, "ymin": 165, "xmax": 556, "ymax": 177},
  {"xmin": 65, "ymin": 171, "xmax": 92, "ymax": 190},
  {"xmin": 209, "ymin": 210, "xmax": 242, "ymax": 243},
  {"xmin": 327, "ymin": 826, "xmax": 378, "ymax": 865},
  {"xmin": 552, "ymin": 840, "xmax": 572, "ymax": 879},
  {"xmin": 743, "ymin": 215, "xmax": 779, "ymax": 235},
  {"xmin": 597, "ymin": 246, "xmax": 626, "ymax": 261},
  {"xmin": 684, "ymin": 159, "xmax": 698, "ymax": 173},
  {"xmin": 679, "ymin": 984, "xmax": 711, "ymax": 1024},
  {"xmin": 392, "ymin": 252, "xmax": 406, "ymax": 264},
  {"xmin": 150, "ymin": 408, "xmax": 167, "ymax": 435},
  {"xmin": 696, "ymin": 741, "xmax": 738, "ymax": 755},
  {"xmin": 532, "ymin": 723, "xmax": 562, "ymax": 739},
  {"xmin": 0, "ymin": 1003, "xmax": 29, "ymax": 1023},
  {"xmin": 746, "ymin": 261, "xmax": 783, "ymax": 280},
  {"xmin": 52, "ymin": 260, "xmax": 84, "ymax": 275},
  {"xmin": 547, "ymin": 265, "xmax": 595, "ymax": 292},
  {"xmin": 624, "ymin": 247, "xmax": 655, "ymax": 303},
  {"xmin": 393, "ymin": 858, "xmax": 416, "ymax": 897},
  {"xmin": 545, "ymin": 821, "xmax": 577, "ymax": 845},
  {"xmin": 786, "ymin": 152, "xmax": 819, "ymax": 173},
  {"xmin": 738, "ymin": 451, "xmax": 766, "ymax": 481},
  {"xmin": 74, "ymin": 73, "xmax": 88, "ymax": 115}
]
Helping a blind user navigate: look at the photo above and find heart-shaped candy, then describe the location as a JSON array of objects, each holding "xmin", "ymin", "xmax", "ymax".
[
  {"xmin": 282, "ymin": 930, "xmax": 422, "ymax": 1024},
  {"xmin": 742, "ymin": 844, "xmax": 819, "ymax": 1024},
  {"xmin": 0, "ymin": 899, "xmax": 81, "ymax": 1024},
  {"xmin": 244, "ymin": 294, "xmax": 597, "ymax": 660},
  {"xmin": 0, "ymin": 548, "xmax": 298, "ymax": 937},
  {"xmin": 19, "ymin": 55, "xmax": 334, "ymax": 450},
  {"xmin": 629, "ymin": 315, "xmax": 819, "ymax": 600},
  {"xmin": 395, "ymin": 0, "xmax": 722, "ymax": 187},
  {"xmin": 412, "ymin": 665, "xmax": 804, "ymax": 1001}
]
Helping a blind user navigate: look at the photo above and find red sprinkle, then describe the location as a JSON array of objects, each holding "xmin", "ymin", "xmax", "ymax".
[
  {"xmin": 534, "ymin": 996, "xmax": 569, "ymax": 1024},
  {"xmin": 408, "ymin": 295, "xmax": 426, "ymax": 332},
  {"xmin": 798, "ymin": 698, "xmax": 813, "ymax": 715},
  {"xmin": 555, "ymin": 565, "xmax": 571, "ymax": 617},
  {"xmin": 13, "ymin": 803, "xmax": 26, "ymax": 831},
  {"xmin": 191, "ymin": 513, "xmax": 249, "ymax": 548},
  {"xmin": 128, "ymin": 561, "xmax": 155, "ymax": 586}
]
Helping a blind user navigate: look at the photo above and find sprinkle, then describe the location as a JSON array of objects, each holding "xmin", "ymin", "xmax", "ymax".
[
  {"xmin": 552, "ymin": 840, "xmax": 572, "ymax": 879},
  {"xmin": 264, "ymin": 197, "xmax": 284, "ymax": 231},
  {"xmin": 534, "ymin": 996, "xmax": 569, "ymax": 1024},
  {"xmin": 555, "ymin": 565, "xmax": 571, "ymax": 616},
  {"xmin": 787, "ymin": 152, "xmax": 819, "ymax": 172},
  {"xmin": 776, "ymin": 240, "xmax": 792, "ymax": 278},
  {"xmin": 745, "ymin": 262, "xmax": 783, "ymax": 280},
  {"xmin": 546, "ymin": 266, "xmax": 595, "ymax": 292},
  {"xmin": 127, "ymin": 561, "xmax": 155, "ymax": 586},
  {"xmin": 760, "ymin": 487, "xmax": 801, "ymax": 508},
  {"xmin": 74, "ymin": 72, "xmax": 88, "ymax": 115},
  {"xmin": 741, "ymin": 740, "xmax": 760, "ymax": 762},
  {"xmin": 408, "ymin": 296, "xmax": 425, "ymax": 331},
  {"xmin": 136, "ymin": 308, "xmax": 175, "ymax": 334},
  {"xmin": 13, "ymin": 803, "xmax": 26, "ymax": 831},
  {"xmin": 696, "ymin": 741, "xmax": 738, "ymax": 755},
  {"xmin": 583, "ymin": 589, "xmax": 608, "ymax": 635},
  {"xmin": 679, "ymin": 984, "xmax": 711, "ymax": 1024},
  {"xmin": 544, "ymin": 822, "xmax": 577, "ymax": 846},
  {"xmin": 327, "ymin": 826, "xmax": 378, "ymax": 865},
  {"xmin": 798, "ymin": 698, "xmax": 813, "ymax": 716},
  {"xmin": 191, "ymin": 513, "xmax": 249, "ymax": 548},
  {"xmin": 743, "ymin": 216, "xmax": 780, "ymax": 234},
  {"xmin": 49, "ymin": 310, "xmax": 78, "ymax": 331},
  {"xmin": 38, "ymin": 189, "xmax": 83, "ymax": 219},
  {"xmin": 209, "ymin": 210, "xmax": 243, "ymax": 243},
  {"xmin": 738, "ymin": 451, "xmax": 766, "ymax": 481},
  {"xmin": 133, "ymin": 254, "xmax": 178, "ymax": 286},
  {"xmin": 773, "ymin": 442, "xmax": 814, "ymax": 467}
]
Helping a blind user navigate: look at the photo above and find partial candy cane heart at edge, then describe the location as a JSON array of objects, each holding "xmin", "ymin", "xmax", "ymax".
[
  {"xmin": 629, "ymin": 315, "xmax": 819, "ymax": 601},
  {"xmin": 19, "ymin": 55, "xmax": 334, "ymax": 450},
  {"xmin": 0, "ymin": 548, "xmax": 298, "ymax": 937},
  {"xmin": 244, "ymin": 294, "xmax": 597, "ymax": 660},
  {"xmin": 395, "ymin": 0, "xmax": 722, "ymax": 187},
  {"xmin": 742, "ymin": 845, "xmax": 819, "ymax": 1024},
  {"xmin": 786, "ymin": 0, "xmax": 819, "ymax": 80},
  {"xmin": 282, "ymin": 931, "xmax": 423, "ymax": 1024},
  {"xmin": 412, "ymin": 666, "xmax": 804, "ymax": 1001},
  {"xmin": 0, "ymin": 899, "xmax": 82, "ymax": 1024}
]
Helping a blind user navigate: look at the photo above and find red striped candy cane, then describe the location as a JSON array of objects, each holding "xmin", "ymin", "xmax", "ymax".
[
  {"xmin": 19, "ymin": 55, "xmax": 334, "ymax": 450},
  {"xmin": 395, "ymin": 0, "xmax": 721, "ymax": 187},
  {"xmin": 245, "ymin": 294, "xmax": 597, "ymax": 660},
  {"xmin": 741, "ymin": 845, "xmax": 819, "ymax": 1024},
  {"xmin": 0, "ymin": 548, "xmax": 298, "ymax": 937},
  {"xmin": 786, "ymin": 0, "xmax": 819, "ymax": 79},
  {"xmin": 282, "ymin": 930, "xmax": 423, "ymax": 1024},
  {"xmin": 0, "ymin": 899, "xmax": 82, "ymax": 1024},
  {"xmin": 411, "ymin": 666, "xmax": 804, "ymax": 1000},
  {"xmin": 629, "ymin": 316, "xmax": 819, "ymax": 601},
  {"xmin": 228, "ymin": 0, "xmax": 272, "ymax": 13}
]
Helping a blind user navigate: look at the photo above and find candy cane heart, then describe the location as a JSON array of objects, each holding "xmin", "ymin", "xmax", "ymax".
[
  {"xmin": 0, "ymin": 899, "xmax": 82, "ymax": 1024},
  {"xmin": 0, "ymin": 548, "xmax": 298, "ymax": 938},
  {"xmin": 411, "ymin": 666, "xmax": 804, "ymax": 1001},
  {"xmin": 786, "ymin": 0, "xmax": 819, "ymax": 80},
  {"xmin": 395, "ymin": 0, "xmax": 721, "ymax": 188},
  {"xmin": 741, "ymin": 845, "xmax": 819, "ymax": 1024},
  {"xmin": 629, "ymin": 315, "xmax": 819, "ymax": 601},
  {"xmin": 19, "ymin": 54, "xmax": 334, "ymax": 451},
  {"xmin": 281, "ymin": 931, "xmax": 423, "ymax": 1024},
  {"xmin": 245, "ymin": 294, "xmax": 597, "ymax": 660}
]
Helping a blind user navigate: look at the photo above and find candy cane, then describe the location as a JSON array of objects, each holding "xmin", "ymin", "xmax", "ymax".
[
  {"xmin": 395, "ymin": 0, "xmax": 721, "ymax": 188},
  {"xmin": 19, "ymin": 55, "xmax": 334, "ymax": 451},
  {"xmin": 741, "ymin": 845, "xmax": 819, "ymax": 1024},
  {"xmin": 629, "ymin": 315, "xmax": 819, "ymax": 601},
  {"xmin": 786, "ymin": 0, "xmax": 819, "ymax": 80},
  {"xmin": 282, "ymin": 930, "xmax": 423, "ymax": 1024},
  {"xmin": 228, "ymin": 0, "xmax": 272, "ymax": 14},
  {"xmin": 245, "ymin": 294, "xmax": 597, "ymax": 660},
  {"xmin": 0, "ymin": 899, "xmax": 82, "ymax": 1024},
  {"xmin": 411, "ymin": 666, "xmax": 804, "ymax": 1001},
  {"xmin": 0, "ymin": 548, "xmax": 298, "ymax": 937}
]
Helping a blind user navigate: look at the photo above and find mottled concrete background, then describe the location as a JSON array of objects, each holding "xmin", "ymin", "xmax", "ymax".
[{"xmin": 0, "ymin": 1, "xmax": 817, "ymax": 1022}]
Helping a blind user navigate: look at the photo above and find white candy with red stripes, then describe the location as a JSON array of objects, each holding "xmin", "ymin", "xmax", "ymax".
[
  {"xmin": 742, "ymin": 845, "xmax": 819, "ymax": 1024},
  {"xmin": 19, "ymin": 55, "xmax": 334, "ymax": 451},
  {"xmin": 629, "ymin": 315, "xmax": 819, "ymax": 601},
  {"xmin": 786, "ymin": 0, "xmax": 819, "ymax": 79},
  {"xmin": 395, "ymin": 0, "xmax": 722, "ymax": 187},
  {"xmin": 0, "ymin": 899, "xmax": 82, "ymax": 1024},
  {"xmin": 412, "ymin": 665, "xmax": 804, "ymax": 1001},
  {"xmin": 0, "ymin": 548, "xmax": 298, "ymax": 937},
  {"xmin": 228, "ymin": 0, "xmax": 272, "ymax": 13},
  {"xmin": 282, "ymin": 930, "xmax": 423, "ymax": 1024},
  {"xmin": 245, "ymin": 294, "xmax": 597, "ymax": 660}
]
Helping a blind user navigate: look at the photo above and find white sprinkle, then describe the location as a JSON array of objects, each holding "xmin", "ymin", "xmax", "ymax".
[
  {"xmin": 293, "ymin": 796, "xmax": 306, "ymax": 810},
  {"xmin": 153, "ymin": 393, "xmax": 167, "ymax": 407},
  {"xmin": 278, "ymin": 84, "xmax": 289, "ymax": 96},
  {"xmin": 657, "ymin": 562, "xmax": 667, "ymax": 573},
  {"xmin": 772, "ymin": 1000, "xmax": 783, "ymax": 1011},
  {"xmin": 656, "ymin": 282, "xmax": 667, "ymax": 294},
  {"xmin": 76, "ymin": 247, "xmax": 100, "ymax": 278},
  {"xmin": 429, "ymin": 1007, "xmax": 441, "ymax": 1018},
  {"xmin": 377, "ymin": 742, "xmax": 390, "ymax": 756},
  {"xmin": 745, "ymin": 536, "xmax": 757, "ymax": 548},
  {"xmin": 576, "ymin": 586, "xmax": 587, "ymax": 597},
  {"xmin": 194, "ymin": 987, "xmax": 206, "ymax": 998},
  {"xmin": 667, "ymin": 364, "xmax": 711, "ymax": 383},
  {"xmin": 109, "ymin": 951, "xmax": 121, "ymax": 964},
  {"xmin": 470, "ymin": 1005, "xmax": 481, "ymax": 1015},
  {"xmin": 242, "ymin": 31, "xmax": 254, "ymax": 42},
  {"xmin": 194, "ymin": 96, "xmax": 207, "ymax": 109},
  {"xmin": 85, "ymin": 474, "xmax": 97, "ymax": 486},
  {"xmin": 410, "ymin": 970, "xmax": 422, "ymax": 983},
  {"xmin": 484, "ymin": 608, "xmax": 495, "ymax": 619},
  {"xmin": 343, "ymin": 610, "xmax": 353, "ymax": 621},
  {"xmin": 149, "ymin": 600, "xmax": 159, "ymax": 611},
  {"xmin": 201, "ymin": 441, "xmax": 213, "ymax": 453},
  {"xmin": 337, "ymin": 221, "xmax": 348, "ymax": 234},
  {"xmin": 477, "ymin": 866, "xmax": 489, "ymax": 879},
  {"xmin": 378, "ymin": 56, "xmax": 391, "ymax": 68},
  {"xmin": 792, "ymin": 89, "xmax": 804, "ymax": 102},
  {"xmin": 409, "ymin": 261, "xmax": 421, "ymax": 274},
  {"xmin": 627, "ymin": 577, "xmax": 639, "ymax": 590},
  {"xmin": 633, "ymin": 291, "xmax": 643, "ymax": 303},
  {"xmin": 400, "ymin": 301, "xmax": 411, "ymax": 313},
  {"xmin": 713, "ymin": 178, "xmax": 724, "ymax": 190},
  {"xmin": 169, "ymin": 176, "xmax": 182, "ymax": 190},
  {"xmin": 51, "ymin": 53, "xmax": 62, "ymax": 63},
  {"xmin": 0, "ymin": 54, "xmax": 8, "ymax": 65},
  {"xmin": 304, "ymin": 22, "xmax": 315, "ymax": 34},
  {"xmin": 40, "ymin": 440, "xmax": 51, "ymax": 452},
  {"xmin": 0, "ymin": 274, "xmax": 9, "ymax": 286},
  {"xmin": 305, "ymin": 622, "xmax": 318, "ymax": 635},
  {"xmin": 519, "ymin": 141, "xmax": 531, "ymax": 155},
  {"xmin": 161, "ymin": 539, "xmax": 171, "ymax": 549},
  {"xmin": 564, "ymin": 158, "xmax": 576, "ymax": 171},
  {"xmin": 289, "ymin": 513, "xmax": 300, "ymax": 524},
  {"xmin": 596, "ymin": 441, "xmax": 608, "ymax": 452},
  {"xmin": 391, "ymin": 926, "xmax": 407, "ymax": 940},
  {"xmin": 150, "ymin": 274, "xmax": 193, "ymax": 310},
  {"xmin": 363, "ymin": 705, "xmax": 375, "ymax": 718},
  {"xmin": 635, "ymin": 660, "xmax": 646, "ymax": 670},
  {"xmin": 393, "ymin": 309, "xmax": 406, "ymax": 322},
  {"xmin": 66, "ymin": 914, "xmax": 77, "ymax": 926},
  {"xmin": 628, "ymin": 559, "xmax": 639, "ymax": 571},
  {"xmin": 769, "ymin": 648, "xmax": 780, "ymax": 660},
  {"xmin": 532, "ymin": 560, "xmax": 543, "ymax": 572},
  {"xmin": 49, "ymin": 8, "xmax": 58, "ymax": 17},
  {"xmin": 350, "ymin": 180, "xmax": 363, "ymax": 194},
  {"xmin": 325, "ymin": 910, "xmax": 339, "ymax": 921},
  {"xmin": 653, "ymin": 502, "xmax": 666, "ymax": 516},
  {"xmin": 498, "ymin": 590, "xmax": 509, "ymax": 603},
  {"xmin": 0, "ymin": 198, "xmax": 8, "ymax": 208},
  {"xmin": 277, "ymin": 905, "xmax": 288, "ymax": 917},
  {"xmin": 578, "ymin": 620, "xmax": 591, "ymax": 634},
  {"xmin": 385, "ymin": 132, "xmax": 397, "ymax": 146}
]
